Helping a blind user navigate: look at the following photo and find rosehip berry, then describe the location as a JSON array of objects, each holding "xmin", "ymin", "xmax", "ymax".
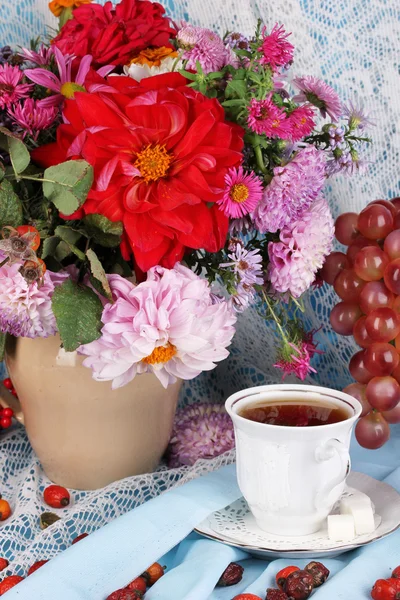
[
  {"xmin": 283, "ymin": 570, "xmax": 314, "ymax": 600},
  {"xmin": 276, "ymin": 566, "xmax": 300, "ymax": 590},
  {"xmin": 16, "ymin": 225, "xmax": 41, "ymax": 251},
  {"xmin": 266, "ymin": 589, "xmax": 289, "ymax": 600},
  {"xmin": 11, "ymin": 390, "xmax": 18, "ymax": 397},
  {"xmin": 371, "ymin": 578, "xmax": 400, "ymax": 600},
  {"xmin": 0, "ymin": 500, "xmax": 11, "ymax": 521},
  {"xmin": 43, "ymin": 485, "xmax": 70, "ymax": 508},
  {"xmin": 72, "ymin": 533, "xmax": 88, "ymax": 545},
  {"xmin": 232, "ymin": 595, "xmax": 263, "ymax": 600},
  {"xmin": 106, "ymin": 590, "xmax": 143, "ymax": 600},
  {"xmin": 126, "ymin": 577, "xmax": 147, "ymax": 593},
  {"xmin": 0, "ymin": 418, "xmax": 12, "ymax": 429},
  {"xmin": 1, "ymin": 409, "xmax": 13, "ymax": 419},
  {"xmin": 2, "ymin": 379, "xmax": 12, "ymax": 390},
  {"xmin": 304, "ymin": 561, "xmax": 330, "ymax": 587},
  {"xmin": 142, "ymin": 562, "xmax": 165, "ymax": 586},
  {"xmin": 0, "ymin": 559, "xmax": 8, "ymax": 572},
  {"xmin": 0, "ymin": 575, "xmax": 24, "ymax": 595},
  {"xmin": 27, "ymin": 560, "xmax": 49, "ymax": 575},
  {"xmin": 393, "ymin": 566, "xmax": 400, "ymax": 579},
  {"xmin": 217, "ymin": 562, "xmax": 244, "ymax": 587}
]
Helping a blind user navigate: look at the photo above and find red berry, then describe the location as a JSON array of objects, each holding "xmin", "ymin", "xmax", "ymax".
[
  {"xmin": 142, "ymin": 562, "xmax": 164, "ymax": 586},
  {"xmin": 371, "ymin": 578, "xmax": 400, "ymax": 600},
  {"xmin": 2, "ymin": 379, "xmax": 12, "ymax": 390},
  {"xmin": 217, "ymin": 562, "xmax": 244, "ymax": 587},
  {"xmin": 27, "ymin": 560, "xmax": 48, "ymax": 576},
  {"xmin": 126, "ymin": 577, "xmax": 147, "ymax": 593},
  {"xmin": 0, "ymin": 560, "xmax": 8, "ymax": 572},
  {"xmin": 393, "ymin": 567, "xmax": 400, "ymax": 579},
  {"xmin": 283, "ymin": 570, "xmax": 314, "ymax": 600},
  {"xmin": 266, "ymin": 590, "xmax": 289, "ymax": 600},
  {"xmin": 2, "ymin": 409, "xmax": 13, "ymax": 419},
  {"xmin": 72, "ymin": 533, "xmax": 88, "ymax": 545},
  {"xmin": 276, "ymin": 566, "xmax": 300, "ymax": 590},
  {"xmin": 0, "ymin": 575, "xmax": 24, "ymax": 595},
  {"xmin": 304, "ymin": 561, "xmax": 330, "ymax": 587},
  {"xmin": 11, "ymin": 390, "xmax": 18, "ymax": 397},
  {"xmin": 232, "ymin": 595, "xmax": 263, "ymax": 600},
  {"xmin": 0, "ymin": 418, "xmax": 12, "ymax": 429},
  {"xmin": 43, "ymin": 485, "xmax": 70, "ymax": 508},
  {"xmin": 106, "ymin": 590, "xmax": 143, "ymax": 600}
]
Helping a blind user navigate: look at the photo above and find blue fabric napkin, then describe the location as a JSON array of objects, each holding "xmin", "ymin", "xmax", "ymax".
[{"xmin": 6, "ymin": 427, "xmax": 400, "ymax": 600}]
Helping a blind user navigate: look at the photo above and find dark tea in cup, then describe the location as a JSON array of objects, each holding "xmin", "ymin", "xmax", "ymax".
[{"xmin": 239, "ymin": 400, "xmax": 348, "ymax": 427}]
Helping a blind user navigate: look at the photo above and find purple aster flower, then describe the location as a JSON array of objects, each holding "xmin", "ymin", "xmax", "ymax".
[
  {"xmin": 228, "ymin": 215, "xmax": 254, "ymax": 236},
  {"xmin": 167, "ymin": 403, "xmax": 234, "ymax": 467},
  {"xmin": 247, "ymin": 96, "xmax": 291, "ymax": 139},
  {"xmin": 225, "ymin": 32, "xmax": 249, "ymax": 50},
  {"xmin": 328, "ymin": 125, "xmax": 345, "ymax": 149},
  {"xmin": 293, "ymin": 75, "xmax": 342, "ymax": 121},
  {"xmin": 254, "ymin": 146, "xmax": 326, "ymax": 233},
  {"xmin": 0, "ymin": 64, "xmax": 33, "ymax": 110},
  {"xmin": 19, "ymin": 45, "xmax": 53, "ymax": 66},
  {"xmin": 221, "ymin": 241, "xmax": 263, "ymax": 287},
  {"xmin": 8, "ymin": 98, "xmax": 57, "ymax": 140},
  {"xmin": 343, "ymin": 99, "xmax": 375, "ymax": 131},
  {"xmin": 268, "ymin": 197, "xmax": 334, "ymax": 297}
]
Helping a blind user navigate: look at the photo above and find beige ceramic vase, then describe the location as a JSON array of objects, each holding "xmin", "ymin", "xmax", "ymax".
[{"xmin": 0, "ymin": 335, "xmax": 181, "ymax": 490}]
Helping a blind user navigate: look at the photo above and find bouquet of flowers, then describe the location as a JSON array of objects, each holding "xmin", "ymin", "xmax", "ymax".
[{"xmin": 0, "ymin": 0, "xmax": 372, "ymax": 388}]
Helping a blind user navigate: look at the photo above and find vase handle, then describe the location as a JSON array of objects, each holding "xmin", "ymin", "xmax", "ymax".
[{"xmin": 0, "ymin": 382, "xmax": 24, "ymax": 425}]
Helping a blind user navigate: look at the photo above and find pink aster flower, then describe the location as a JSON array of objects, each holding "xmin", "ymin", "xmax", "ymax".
[
  {"xmin": 0, "ymin": 64, "xmax": 33, "ymax": 110},
  {"xmin": 8, "ymin": 98, "xmax": 57, "ymax": 140},
  {"xmin": 217, "ymin": 167, "xmax": 263, "ymax": 218},
  {"xmin": 79, "ymin": 264, "xmax": 237, "ymax": 389},
  {"xmin": 247, "ymin": 96, "xmax": 291, "ymax": 138},
  {"xmin": 19, "ymin": 45, "xmax": 53, "ymax": 66},
  {"xmin": 177, "ymin": 25, "xmax": 229, "ymax": 74},
  {"xmin": 274, "ymin": 341, "xmax": 317, "ymax": 381},
  {"xmin": 287, "ymin": 104, "xmax": 316, "ymax": 141},
  {"xmin": 258, "ymin": 24, "xmax": 294, "ymax": 70},
  {"xmin": 0, "ymin": 263, "xmax": 62, "ymax": 338},
  {"xmin": 293, "ymin": 75, "xmax": 342, "ymax": 121},
  {"xmin": 167, "ymin": 403, "xmax": 234, "ymax": 467},
  {"xmin": 254, "ymin": 145, "xmax": 326, "ymax": 233},
  {"xmin": 268, "ymin": 197, "xmax": 334, "ymax": 297}
]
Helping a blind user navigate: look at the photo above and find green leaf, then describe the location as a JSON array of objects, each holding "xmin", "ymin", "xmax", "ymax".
[
  {"xmin": 54, "ymin": 225, "xmax": 85, "ymax": 260},
  {"xmin": 43, "ymin": 160, "xmax": 93, "ymax": 216},
  {"xmin": 86, "ymin": 248, "xmax": 112, "ymax": 302},
  {"xmin": 0, "ymin": 163, "xmax": 5, "ymax": 183},
  {"xmin": 0, "ymin": 179, "xmax": 23, "ymax": 228},
  {"xmin": 51, "ymin": 279, "xmax": 103, "ymax": 352},
  {"xmin": 178, "ymin": 69, "xmax": 198, "ymax": 81},
  {"xmin": 225, "ymin": 79, "xmax": 247, "ymax": 99},
  {"xmin": 83, "ymin": 214, "xmax": 123, "ymax": 248},
  {"xmin": 0, "ymin": 333, "xmax": 5, "ymax": 362},
  {"xmin": 222, "ymin": 99, "xmax": 247, "ymax": 107},
  {"xmin": 41, "ymin": 236, "xmax": 61, "ymax": 260},
  {"xmin": 0, "ymin": 127, "xmax": 30, "ymax": 175}
]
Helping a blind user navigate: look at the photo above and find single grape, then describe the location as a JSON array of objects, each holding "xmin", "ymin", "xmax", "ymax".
[
  {"xmin": 359, "ymin": 281, "xmax": 394, "ymax": 314},
  {"xmin": 384, "ymin": 230, "xmax": 400, "ymax": 261},
  {"xmin": 384, "ymin": 259, "xmax": 400, "ymax": 295},
  {"xmin": 346, "ymin": 237, "xmax": 379, "ymax": 265},
  {"xmin": 335, "ymin": 213, "xmax": 359, "ymax": 246},
  {"xmin": 370, "ymin": 200, "xmax": 397, "ymax": 218},
  {"xmin": 353, "ymin": 246, "xmax": 389, "ymax": 281},
  {"xmin": 355, "ymin": 411, "xmax": 390, "ymax": 449},
  {"xmin": 381, "ymin": 403, "xmax": 400, "ymax": 423},
  {"xmin": 391, "ymin": 363, "xmax": 400, "ymax": 384},
  {"xmin": 349, "ymin": 350, "xmax": 374, "ymax": 384},
  {"xmin": 330, "ymin": 302, "xmax": 362, "ymax": 336},
  {"xmin": 366, "ymin": 376, "xmax": 400, "ymax": 411},
  {"xmin": 320, "ymin": 252, "xmax": 350, "ymax": 284},
  {"xmin": 364, "ymin": 342, "xmax": 399, "ymax": 376},
  {"xmin": 392, "ymin": 296, "xmax": 400, "ymax": 315},
  {"xmin": 365, "ymin": 307, "xmax": 400, "ymax": 342},
  {"xmin": 343, "ymin": 383, "xmax": 371, "ymax": 416},
  {"xmin": 333, "ymin": 269, "xmax": 365, "ymax": 302},
  {"xmin": 357, "ymin": 204, "xmax": 393, "ymax": 240},
  {"xmin": 394, "ymin": 212, "xmax": 400, "ymax": 229},
  {"xmin": 353, "ymin": 316, "xmax": 375, "ymax": 348},
  {"xmin": 390, "ymin": 197, "xmax": 400, "ymax": 213}
]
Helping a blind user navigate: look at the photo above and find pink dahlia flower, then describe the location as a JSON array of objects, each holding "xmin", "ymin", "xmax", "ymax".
[
  {"xmin": 177, "ymin": 25, "xmax": 232, "ymax": 73},
  {"xmin": 79, "ymin": 264, "xmax": 237, "ymax": 389},
  {"xmin": 8, "ymin": 98, "xmax": 57, "ymax": 140},
  {"xmin": 0, "ymin": 64, "xmax": 33, "ymax": 110},
  {"xmin": 258, "ymin": 24, "xmax": 294, "ymax": 70},
  {"xmin": 217, "ymin": 167, "xmax": 263, "ymax": 218},
  {"xmin": 293, "ymin": 75, "xmax": 342, "ymax": 121},
  {"xmin": 254, "ymin": 145, "xmax": 326, "ymax": 233},
  {"xmin": 0, "ymin": 263, "xmax": 63, "ymax": 338},
  {"xmin": 167, "ymin": 403, "xmax": 234, "ymax": 467},
  {"xmin": 287, "ymin": 105, "xmax": 316, "ymax": 141},
  {"xmin": 247, "ymin": 96, "xmax": 291, "ymax": 138},
  {"xmin": 268, "ymin": 198, "xmax": 334, "ymax": 297}
]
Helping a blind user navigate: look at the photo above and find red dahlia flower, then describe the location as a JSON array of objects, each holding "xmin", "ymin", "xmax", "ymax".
[
  {"xmin": 32, "ymin": 73, "xmax": 244, "ymax": 271},
  {"xmin": 52, "ymin": 0, "xmax": 177, "ymax": 67}
]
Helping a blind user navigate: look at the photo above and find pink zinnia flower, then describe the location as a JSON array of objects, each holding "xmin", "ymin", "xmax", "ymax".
[
  {"xmin": 19, "ymin": 45, "xmax": 53, "ymax": 66},
  {"xmin": 177, "ymin": 25, "xmax": 230, "ymax": 74},
  {"xmin": 247, "ymin": 96, "xmax": 291, "ymax": 138},
  {"xmin": 217, "ymin": 167, "xmax": 263, "ymax": 218},
  {"xmin": 167, "ymin": 403, "xmax": 234, "ymax": 467},
  {"xmin": 0, "ymin": 263, "xmax": 63, "ymax": 338},
  {"xmin": 258, "ymin": 24, "xmax": 294, "ymax": 70},
  {"xmin": 274, "ymin": 341, "xmax": 317, "ymax": 381},
  {"xmin": 293, "ymin": 75, "xmax": 342, "ymax": 121},
  {"xmin": 79, "ymin": 264, "xmax": 236, "ymax": 389},
  {"xmin": 0, "ymin": 64, "xmax": 33, "ymax": 110},
  {"xmin": 287, "ymin": 105, "xmax": 316, "ymax": 141},
  {"xmin": 254, "ymin": 146, "xmax": 326, "ymax": 233},
  {"xmin": 268, "ymin": 198, "xmax": 334, "ymax": 297},
  {"xmin": 8, "ymin": 98, "xmax": 57, "ymax": 140}
]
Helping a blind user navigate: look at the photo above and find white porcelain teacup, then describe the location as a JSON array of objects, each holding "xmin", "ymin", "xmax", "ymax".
[{"xmin": 225, "ymin": 384, "xmax": 362, "ymax": 537}]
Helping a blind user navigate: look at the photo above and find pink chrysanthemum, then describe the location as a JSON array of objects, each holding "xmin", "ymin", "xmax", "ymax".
[
  {"xmin": 79, "ymin": 264, "xmax": 236, "ymax": 389},
  {"xmin": 287, "ymin": 105, "xmax": 316, "ymax": 141},
  {"xmin": 274, "ymin": 341, "xmax": 317, "ymax": 381},
  {"xmin": 0, "ymin": 263, "xmax": 62, "ymax": 338},
  {"xmin": 293, "ymin": 75, "xmax": 342, "ymax": 121},
  {"xmin": 177, "ymin": 25, "xmax": 228, "ymax": 74},
  {"xmin": 217, "ymin": 167, "xmax": 263, "ymax": 218},
  {"xmin": 167, "ymin": 403, "xmax": 234, "ymax": 467},
  {"xmin": 19, "ymin": 45, "xmax": 53, "ymax": 66},
  {"xmin": 247, "ymin": 96, "xmax": 291, "ymax": 138},
  {"xmin": 258, "ymin": 24, "xmax": 294, "ymax": 70},
  {"xmin": 254, "ymin": 146, "xmax": 326, "ymax": 233},
  {"xmin": 0, "ymin": 64, "xmax": 33, "ymax": 110},
  {"xmin": 8, "ymin": 98, "xmax": 57, "ymax": 140},
  {"xmin": 268, "ymin": 198, "xmax": 334, "ymax": 297}
]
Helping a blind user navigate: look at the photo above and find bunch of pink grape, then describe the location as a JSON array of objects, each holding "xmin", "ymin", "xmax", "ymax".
[{"xmin": 321, "ymin": 198, "xmax": 400, "ymax": 450}]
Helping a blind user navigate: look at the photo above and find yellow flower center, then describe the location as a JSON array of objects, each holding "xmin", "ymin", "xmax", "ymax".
[
  {"xmin": 129, "ymin": 46, "xmax": 178, "ymax": 67},
  {"xmin": 229, "ymin": 183, "xmax": 249, "ymax": 204},
  {"xmin": 60, "ymin": 82, "xmax": 86, "ymax": 99},
  {"xmin": 272, "ymin": 119, "xmax": 281, "ymax": 128},
  {"xmin": 142, "ymin": 343, "xmax": 177, "ymax": 365},
  {"xmin": 135, "ymin": 144, "xmax": 173, "ymax": 183}
]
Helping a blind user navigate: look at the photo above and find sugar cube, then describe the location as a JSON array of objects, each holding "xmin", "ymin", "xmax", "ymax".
[
  {"xmin": 327, "ymin": 514, "xmax": 355, "ymax": 541},
  {"xmin": 340, "ymin": 494, "xmax": 375, "ymax": 535}
]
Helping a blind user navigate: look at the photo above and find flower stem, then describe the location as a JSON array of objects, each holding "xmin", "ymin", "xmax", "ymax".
[
  {"xmin": 0, "ymin": 256, "xmax": 10, "ymax": 268},
  {"xmin": 261, "ymin": 289, "xmax": 287, "ymax": 341},
  {"xmin": 254, "ymin": 145, "xmax": 267, "ymax": 175}
]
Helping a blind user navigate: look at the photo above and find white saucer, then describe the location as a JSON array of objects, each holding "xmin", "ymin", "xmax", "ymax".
[{"xmin": 195, "ymin": 472, "xmax": 400, "ymax": 559}]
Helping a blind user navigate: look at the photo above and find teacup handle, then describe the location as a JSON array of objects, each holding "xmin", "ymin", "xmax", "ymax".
[{"xmin": 314, "ymin": 438, "xmax": 350, "ymax": 511}]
